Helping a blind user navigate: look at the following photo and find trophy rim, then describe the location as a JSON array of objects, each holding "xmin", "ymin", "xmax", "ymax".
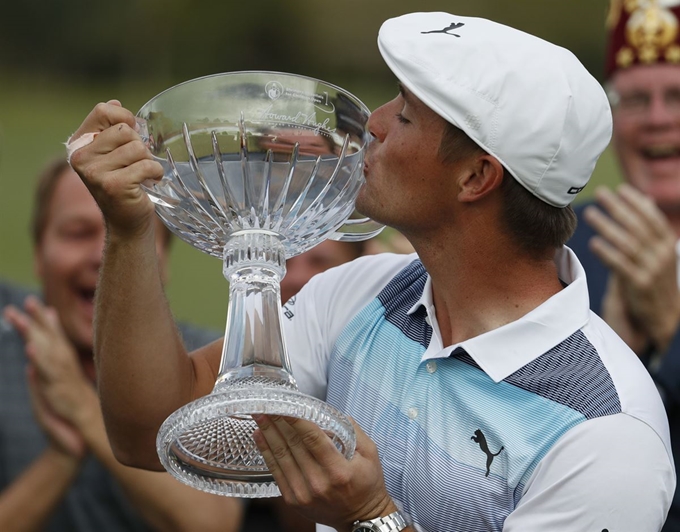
[
  {"xmin": 136, "ymin": 69, "xmax": 372, "ymax": 119},
  {"xmin": 136, "ymin": 70, "xmax": 381, "ymax": 258}
]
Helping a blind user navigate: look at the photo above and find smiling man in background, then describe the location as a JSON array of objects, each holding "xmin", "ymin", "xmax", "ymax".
[
  {"xmin": 568, "ymin": 3, "xmax": 680, "ymax": 528},
  {"xmin": 0, "ymin": 158, "xmax": 243, "ymax": 531}
]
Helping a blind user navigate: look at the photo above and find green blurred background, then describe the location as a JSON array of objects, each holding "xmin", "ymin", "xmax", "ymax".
[{"xmin": 0, "ymin": 0, "xmax": 620, "ymax": 330}]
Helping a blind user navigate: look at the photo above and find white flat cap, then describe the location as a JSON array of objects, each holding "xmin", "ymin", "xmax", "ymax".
[{"xmin": 378, "ymin": 12, "xmax": 613, "ymax": 207}]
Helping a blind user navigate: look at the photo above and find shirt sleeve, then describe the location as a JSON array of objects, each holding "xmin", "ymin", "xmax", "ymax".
[
  {"xmin": 503, "ymin": 413, "xmax": 675, "ymax": 532},
  {"xmin": 282, "ymin": 252, "xmax": 418, "ymax": 401}
]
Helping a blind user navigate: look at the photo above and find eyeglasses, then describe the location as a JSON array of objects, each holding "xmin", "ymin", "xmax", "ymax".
[{"xmin": 608, "ymin": 86, "xmax": 680, "ymax": 116}]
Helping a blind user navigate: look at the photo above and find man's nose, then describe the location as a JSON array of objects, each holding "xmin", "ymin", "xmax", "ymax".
[
  {"xmin": 646, "ymin": 93, "xmax": 675, "ymax": 127},
  {"xmin": 367, "ymin": 103, "xmax": 389, "ymax": 142}
]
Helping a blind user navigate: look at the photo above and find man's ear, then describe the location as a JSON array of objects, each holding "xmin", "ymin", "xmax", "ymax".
[{"xmin": 457, "ymin": 155, "xmax": 505, "ymax": 203}]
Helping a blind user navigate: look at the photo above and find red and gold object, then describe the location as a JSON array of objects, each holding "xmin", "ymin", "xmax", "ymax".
[{"xmin": 606, "ymin": 0, "xmax": 680, "ymax": 78}]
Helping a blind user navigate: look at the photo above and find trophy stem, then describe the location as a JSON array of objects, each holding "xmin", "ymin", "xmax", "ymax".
[{"xmin": 214, "ymin": 230, "xmax": 296, "ymax": 392}]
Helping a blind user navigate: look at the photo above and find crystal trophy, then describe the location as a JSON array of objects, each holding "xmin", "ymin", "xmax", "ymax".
[{"xmin": 136, "ymin": 72, "xmax": 383, "ymax": 497}]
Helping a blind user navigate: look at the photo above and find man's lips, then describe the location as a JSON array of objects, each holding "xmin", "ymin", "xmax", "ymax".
[
  {"xmin": 363, "ymin": 159, "xmax": 371, "ymax": 176},
  {"xmin": 641, "ymin": 144, "xmax": 680, "ymax": 160},
  {"xmin": 75, "ymin": 288, "xmax": 96, "ymax": 312}
]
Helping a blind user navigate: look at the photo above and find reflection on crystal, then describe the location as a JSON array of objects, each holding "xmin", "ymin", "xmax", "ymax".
[{"xmin": 144, "ymin": 146, "xmax": 363, "ymax": 258}]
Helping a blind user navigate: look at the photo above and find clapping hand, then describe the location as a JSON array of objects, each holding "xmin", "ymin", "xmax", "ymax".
[
  {"xmin": 3, "ymin": 297, "xmax": 99, "ymax": 457},
  {"xmin": 584, "ymin": 184, "xmax": 680, "ymax": 355}
]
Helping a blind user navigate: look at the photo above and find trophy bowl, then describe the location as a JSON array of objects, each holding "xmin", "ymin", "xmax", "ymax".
[{"xmin": 137, "ymin": 71, "xmax": 383, "ymax": 497}]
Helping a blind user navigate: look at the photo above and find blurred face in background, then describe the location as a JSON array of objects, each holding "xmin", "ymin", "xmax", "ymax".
[
  {"xmin": 611, "ymin": 63, "xmax": 680, "ymax": 211},
  {"xmin": 33, "ymin": 168, "xmax": 170, "ymax": 354},
  {"xmin": 280, "ymin": 240, "xmax": 363, "ymax": 304}
]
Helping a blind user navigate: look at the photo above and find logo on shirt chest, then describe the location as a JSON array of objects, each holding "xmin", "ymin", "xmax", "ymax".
[{"xmin": 471, "ymin": 429, "xmax": 504, "ymax": 477}]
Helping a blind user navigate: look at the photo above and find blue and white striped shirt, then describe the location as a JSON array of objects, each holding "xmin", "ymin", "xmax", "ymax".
[{"xmin": 283, "ymin": 248, "xmax": 674, "ymax": 532}]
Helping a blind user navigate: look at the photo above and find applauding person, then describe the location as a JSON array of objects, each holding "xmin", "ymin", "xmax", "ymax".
[
  {"xmin": 0, "ymin": 158, "xmax": 243, "ymax": 532},
  {"xmin": 569, "ymin": 4, "xmax": 680, "ymax": 529}
]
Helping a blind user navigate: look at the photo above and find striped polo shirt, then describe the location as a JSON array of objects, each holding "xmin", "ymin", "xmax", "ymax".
[{"xmin": 283, "ymin": 248, "xmax": 674, "ymax": 532}]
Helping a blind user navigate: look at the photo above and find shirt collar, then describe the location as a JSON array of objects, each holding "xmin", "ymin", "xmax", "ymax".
[{"xmin": 407, "ymin": 246, "xmax": 591, "ymax": 383}]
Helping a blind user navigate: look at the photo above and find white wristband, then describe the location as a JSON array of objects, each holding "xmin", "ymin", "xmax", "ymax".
[{"xmin": 64, "ymin": 132, "xmax": 98, "ymax": 165}]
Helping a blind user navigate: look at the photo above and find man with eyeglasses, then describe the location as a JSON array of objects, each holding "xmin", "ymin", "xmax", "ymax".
[{"xmin": 568, "ymin": 2, "xmax": 680, "ymax": 530}]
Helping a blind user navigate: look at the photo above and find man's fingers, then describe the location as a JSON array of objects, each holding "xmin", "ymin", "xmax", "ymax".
[
  {"xmin": 252, "ymin": 428, "xmax": 296, "ymax": 500},
  {"xmin": 584, "ymin": 198, "xmax": 672, "ymax": 278},
  {"xmin": 76, "ymin": 129, "xmax": 163, "ymax": 191},
  {"xmin": 23, "ymin": 296, "xmax": 59, "ymax": 331},
  {"xmin": 24, "ymin": 340, "xmax": 54, "ymax": 380},
  {"xmin": 589, "ymin": 235, "xmax": 639, "ymax": 280},
  {"xmin": 91, "ymin": 123, "xmax": 145, "ymax": 157},
  {"xmin": 269, "ymin": 416, "xmax": 316, "ymax": 460},
  {"xmin": 68, "ymin": 103, "xmax": 138, "ymax": 169},
  {"xmin": 66, "ymin": 102, "xmax": 165, "ymax": 235},
  {"xmin": 267, "ymin": 415, "xmax": 336, "ymax": 479},
  {"xmin": 584, "ymin": 206, "xmax": 642, "ymax": 263},
  {"xmin": 25, "ymin": 364, "xmax": 52, "ymax": 411},
  {"xmin": 70, "ymin": 102, "xmax": 136, "ymax": 143},
  {"xmin": 586, "ymin": 185, "xmax": 677, "ymax": 294},
  {"xmin": 254, "ymin": 415, "xmax": 307, "ymax": 477},
  {"xmin": 591, "ymin": 185, "xmax": 674, "ymax": 245},
  {"xmin": 12, "ymin": 304, "xmax": 50, "ymax": 371},
  {"xmin": 26, "ymin": 366, "xmax": 86, "ymax": 457},
  {"xmin": 108, "ymin": 139, "xmax": 160, "ymax": 175},
  {"xmin": 617, "ymin": 184, "xmax": 673, "ymax": 240},
  {"xmin": 3, "ymin": 305, "xmax": 31, "ymax": 337},
  {"xmin": 74, "ymin": 124, "xmax": 148, "ymax": 172},
  {"xmin": 3, "ymin": 299, "xmax": 59, "ymax": 346},
  {"xmin": 109, "ymin": 157, "xmax": 165, "ymax": 188},
  {"xmin": 252, "ymin": 417, "xmax": 301, "ymax": 502},
  {"xmin": 592, "ymin": 186, "xmax": 647, "ymax": 238},
  {"xmin": 276, "ymin": 416, "xmax": 345, "ymax": 468},
  {"xmin": 253, "ymin": 414, "xmax": 362, "ymax": 509}
]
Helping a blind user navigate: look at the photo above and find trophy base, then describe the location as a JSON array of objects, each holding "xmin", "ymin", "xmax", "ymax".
[{"xmin": 156, "ymin": 386, "xmax": 356, "ymax": 497}]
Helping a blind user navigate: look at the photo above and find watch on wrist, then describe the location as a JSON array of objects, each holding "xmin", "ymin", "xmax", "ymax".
[{"xmin": 352, "ymin": 510, "xmax": 407, "ymax": 532}]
